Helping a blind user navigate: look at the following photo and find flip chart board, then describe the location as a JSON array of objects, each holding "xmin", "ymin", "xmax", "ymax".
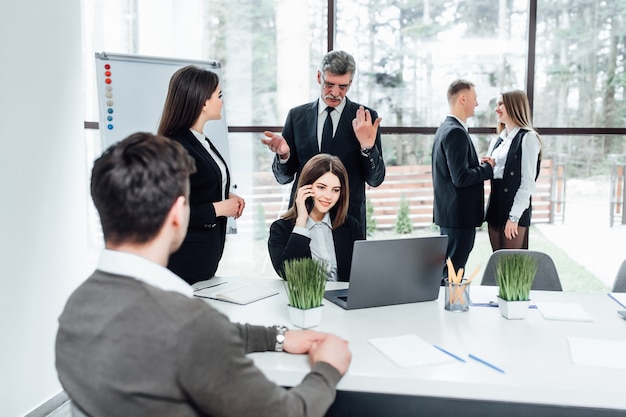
[{"xmin": 94, "ymin": 51, "xmax": 231, "ymax": 165}]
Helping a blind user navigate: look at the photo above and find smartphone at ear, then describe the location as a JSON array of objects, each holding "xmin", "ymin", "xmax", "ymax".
[{"xmin": 305, "ymin": 197, "xmax": 314, "ymax": 213}]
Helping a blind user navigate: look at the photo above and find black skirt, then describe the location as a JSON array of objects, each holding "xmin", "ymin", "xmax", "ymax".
[{"xmin": 485, "ymin": 179, "xmax": 531, "ymax": 228}]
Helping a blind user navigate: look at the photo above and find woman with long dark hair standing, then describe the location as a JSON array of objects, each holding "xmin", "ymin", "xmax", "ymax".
[
  {"xmin": 485, "ymin": 90, "xmax": 542, "ymax": 250},
  {"xmin": 158, "ymin": 65, "xmax": 244, "ymax": 284}
]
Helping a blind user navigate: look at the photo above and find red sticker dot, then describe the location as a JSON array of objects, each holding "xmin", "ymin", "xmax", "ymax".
[
  {"xmin": 105, "ymin": 70, "xmax": 111, "ymax": 76},
  {"xmin": 104, "ymin": 64, "xmax": 111, "ymax": 69},
  {"xmin": 105, "ymin": 78, "xmax": 112, "ymax": 84}
]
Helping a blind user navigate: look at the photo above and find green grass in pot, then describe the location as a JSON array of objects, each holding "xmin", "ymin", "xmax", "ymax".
[
  {"xmin": 496, "ymin": 254, "xmax": 538, "ymax": 301},
  {"xmin": 283, "ymin": 258, "xmax": 327, "ymax": 310}
]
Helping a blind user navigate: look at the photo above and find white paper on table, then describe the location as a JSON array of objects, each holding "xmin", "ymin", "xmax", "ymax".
[
  {"xmin": 568, "ymin": 337, "xmax": 626, "ymax": 370},
  {"xmin": 468, "ymin": 286, "xmax": 499, "ymax": 306},
  {"xmin": 534, "ymin": 301, "xmax": 593, "ymax": 322},
  {"xmin": 368, "ymin": 334, "xmax": 455, "ymax": 368}
]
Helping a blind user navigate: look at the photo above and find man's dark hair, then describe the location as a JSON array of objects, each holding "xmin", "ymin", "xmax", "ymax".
[
  {"xmin": 447, "ymin": 79, "xmax": 475, "ymax": 104},
  {"xmin": 91, "ymin": 132, "xmax": 196, "ymax": 245}
]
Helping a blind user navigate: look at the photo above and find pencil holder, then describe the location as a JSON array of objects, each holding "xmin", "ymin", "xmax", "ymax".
[{"xmin": 444, "ymin": 278, "xmax": 470, "ymax": 312}]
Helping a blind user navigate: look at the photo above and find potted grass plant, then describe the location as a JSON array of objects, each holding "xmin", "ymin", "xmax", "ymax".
[
  {"xmin": 283, "ymin": 258, "xmax": 327, "ymax": 328},
  {"xmin": 495, "ymin": 254, "xmax": 538, "ymax": 319}
]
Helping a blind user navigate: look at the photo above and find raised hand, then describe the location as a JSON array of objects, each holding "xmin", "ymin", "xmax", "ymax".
[{"xmin": 352, "ymin": 105, "xmax": 382, "ymax": 149}]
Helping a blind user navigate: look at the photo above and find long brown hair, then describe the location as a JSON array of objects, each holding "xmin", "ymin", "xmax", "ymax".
[
  {"xmin": 282, "ymin": 154, "xmax": 350, "ymax": 229},
  {"xmin": 497, "ymin": 89, "xmax": 543, "ymax": 160},
  {"xmin": 157, "ymin": 65, "xmax": 219, "ymax": 137}
]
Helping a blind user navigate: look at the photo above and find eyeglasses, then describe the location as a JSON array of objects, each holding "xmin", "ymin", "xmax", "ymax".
[{"xmin": 322, "ymin": 78, "xmax": 351, "ymax": 92}]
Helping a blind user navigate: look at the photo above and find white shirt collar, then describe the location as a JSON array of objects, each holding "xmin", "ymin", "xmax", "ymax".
[
  {"xmin": 97, "ymin": 249, "xmax": 194, "ymax": 298},
  {"xmin": 306, "ymin": 212, "xmax": 333, "ymax": 230},
  {"xmin": 318, "ymin": 97, "xmax": 346, "ymax": 116},
  {"xmin": 502, "ymin": 126, "xmax": 521, "ymax": 140}
]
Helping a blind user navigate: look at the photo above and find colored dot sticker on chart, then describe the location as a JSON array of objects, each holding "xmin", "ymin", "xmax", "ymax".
[{"xmin": 103, "ymin": 64, "xmax": 114, "ymax": 129}]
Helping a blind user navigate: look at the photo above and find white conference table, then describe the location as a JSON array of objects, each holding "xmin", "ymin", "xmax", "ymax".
[{"xmin": 195, "ymin": 276, "xmax": 626, "ymax": 416}]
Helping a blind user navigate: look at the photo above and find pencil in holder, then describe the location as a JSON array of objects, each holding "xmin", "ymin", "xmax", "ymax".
[{"xmin": 444, "ymin": 278, "xmax": 470, "ymax": 312}]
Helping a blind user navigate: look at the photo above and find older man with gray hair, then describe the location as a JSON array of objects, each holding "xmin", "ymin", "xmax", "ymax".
[{"xmin": 261, "ymin": 50, "xmax": 385, "ymax": 235}]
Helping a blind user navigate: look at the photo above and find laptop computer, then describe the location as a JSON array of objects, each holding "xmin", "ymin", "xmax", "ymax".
[{"xmin": 324, "ymin": 235, "xmax": 448, "ymax": 310}]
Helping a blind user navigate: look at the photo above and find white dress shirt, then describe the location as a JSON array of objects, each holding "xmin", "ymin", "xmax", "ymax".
[{"xmin": 292, "ymin": 212, "xmax": 338, "ymax": 281}]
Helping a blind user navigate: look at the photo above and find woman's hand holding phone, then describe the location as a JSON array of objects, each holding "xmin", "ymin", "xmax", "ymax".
[{"xmin": 295, "ymin": 184, "xmax": 313, "ymax": 227}]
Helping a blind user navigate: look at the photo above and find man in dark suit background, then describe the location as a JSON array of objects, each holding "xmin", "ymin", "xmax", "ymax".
[
  {"xmin": 432, "ymin": 79, "xmax": 494, "ymax": 279},
  {"xmin": 261, "ymin": 50, "xmax": 385, "ymax": 234}
]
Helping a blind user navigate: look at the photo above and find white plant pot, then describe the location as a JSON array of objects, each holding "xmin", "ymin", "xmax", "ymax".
[
  {"xmin": 287, "ymin": 304, "xmax": 324, "ymax": 329},
  {"xmin": 497, "ymin": 296, "xmax": 530, "ymax": 320}
]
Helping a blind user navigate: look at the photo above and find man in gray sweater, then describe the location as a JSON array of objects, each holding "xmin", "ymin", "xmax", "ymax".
[{"xmin": 55, "ymin": 132, "xmax": 352, "ymax": 417}]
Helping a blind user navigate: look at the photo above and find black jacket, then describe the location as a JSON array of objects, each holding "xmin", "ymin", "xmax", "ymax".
[
  {"xmin": 268, "ymin": 215, "xmax": 364, "ymax": 282},
  {"xmin": 167, "ymin": 129, "xmax": 230, "ymax": 284}
]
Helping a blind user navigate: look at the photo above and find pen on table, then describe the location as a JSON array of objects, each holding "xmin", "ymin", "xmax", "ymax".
[
  {"xmin": 468, "ymin": 354, "xmax": 505, "ymax": 374},
  {"xmin": 194, "ymin": 282, "xmax": 228, "ymax": 292},
  {"xmin": 469, "ymin": 301, "xmax": 499, "ymax": 308},
  {"xmin": 433, "ymin": 345, "xmax": 466, "ymax": 363},
  {"xmin": 470, "ymin": 301, "xmax": 537, "ymax": 309}
]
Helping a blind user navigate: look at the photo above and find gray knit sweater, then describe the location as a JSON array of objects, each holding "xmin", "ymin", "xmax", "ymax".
[{"xmin": 55, "ymin": 270, "xmax": 341, "ymax": 416}]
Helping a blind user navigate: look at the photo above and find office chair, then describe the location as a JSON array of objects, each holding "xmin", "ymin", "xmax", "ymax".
[
  {"xmin": 611, "ymin": 259, "xmax": 626, "ymax": 292},
  {"xmin": 480, "ymin": 249, "xmax": 563, "ymax": 291}
]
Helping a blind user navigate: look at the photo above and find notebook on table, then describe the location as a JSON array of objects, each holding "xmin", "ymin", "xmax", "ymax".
[
  {"xmin": 194, "ymin": 281, "xmax": 279, "ymax": 305},
  {"xmin": 324, "ymin": 235, "xmax": 448, "ymax": 310}
]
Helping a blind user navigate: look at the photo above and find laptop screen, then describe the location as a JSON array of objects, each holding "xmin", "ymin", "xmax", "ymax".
[{"xmin": 325, "ymin": 235, "xmax": 448, "ymax": 309}]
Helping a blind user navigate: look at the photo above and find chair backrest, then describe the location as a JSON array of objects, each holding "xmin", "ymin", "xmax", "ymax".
[
  {"xmin": 481, "ymin": 249, "xmax": 563, "ymax": 291},
  {"xmin": 611, "ymin": 259, "xmax": 626, "ymax": 292}
]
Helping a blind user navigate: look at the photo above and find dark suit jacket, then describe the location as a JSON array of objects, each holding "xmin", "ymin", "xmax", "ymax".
[
  {"xmin": 267, "ymin": 215, "xmax": 364, "ymax": 282},
  {"xmin": 166, "ymin": 129, "xmax": 230, "ymax": 284},
  {"xmin": 431, "ymin": 116, "xmax": 493, "ymax": 228},
  {"xmin": 272, "ymin": 98, "xmax": 386, "ymax": 233}
]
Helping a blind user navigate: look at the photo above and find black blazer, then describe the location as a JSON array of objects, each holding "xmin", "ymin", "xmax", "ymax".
[
  {"xmin": 431, "ymin": 116, "xmax": 493, "ymax": 228},
  {"xmin": 267, "ymin": 215, "xmax": 364, "ymax": 282},
  {"xmin": 271, "ymin": 98, "xmax": 386, "ymax": 233},
  {"xmin": 166, "ymin": 129, "xmax": 230, "ymax": 284}
]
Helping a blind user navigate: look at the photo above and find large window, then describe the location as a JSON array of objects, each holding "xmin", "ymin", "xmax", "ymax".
[
  {"xmin": 82, "ymin": 0, "xmax": 626, "ymax": 291},
  {"xmin": 335, "ymin": 0, "xmax": 528, "ymax": 128}
]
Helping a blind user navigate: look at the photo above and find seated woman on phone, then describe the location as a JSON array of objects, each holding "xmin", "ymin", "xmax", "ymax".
[{"xmin": 268, "ymin": 153, "xmax": 365, "ymax": 282}]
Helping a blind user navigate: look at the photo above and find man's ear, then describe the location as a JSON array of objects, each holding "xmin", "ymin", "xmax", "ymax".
[
  {"xmin": 317, "ymin": 70, "xmax": 322, "ymax": 85},
  {"xmin": 170, "ymin": 195, "xmax": 188, "ymax": 228}
]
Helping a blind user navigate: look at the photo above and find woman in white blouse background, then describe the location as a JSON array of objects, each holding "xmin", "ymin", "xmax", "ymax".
[{"xmin": 485, "ymin": 90, "xmax": 542, "ymax": 250}]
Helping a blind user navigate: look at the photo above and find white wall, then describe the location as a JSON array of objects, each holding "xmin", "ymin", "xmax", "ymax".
[{"xmin": 0, "ymin": 1, "xmax": 89, "ymax": 416}]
